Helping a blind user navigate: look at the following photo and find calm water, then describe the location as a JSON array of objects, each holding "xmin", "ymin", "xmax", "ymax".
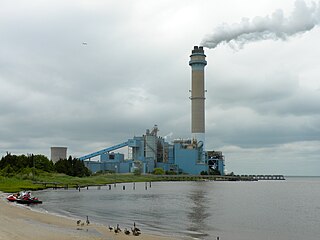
[{"xmin": 32, "ymin": 177, "xmax": 320, "ymax": 240}]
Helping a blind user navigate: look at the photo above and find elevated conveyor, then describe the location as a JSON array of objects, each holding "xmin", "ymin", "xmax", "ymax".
[{"xmin": 78, "ymin": 141, "xmax": 128, "ymax": 161}]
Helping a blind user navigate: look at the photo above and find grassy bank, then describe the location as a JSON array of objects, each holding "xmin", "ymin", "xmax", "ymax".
[
  {"xmin": 0, "ymin": 172, "xmax": 182, "ymax": 193},
  {"xmin": 1, "ymin": 172, "xmax": 233, "ymax": 193}
]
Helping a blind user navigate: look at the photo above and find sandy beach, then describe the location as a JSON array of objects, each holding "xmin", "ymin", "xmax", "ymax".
[{"xmin": 0, "ymin": 193, "xmax": 181, "ymax": 240}]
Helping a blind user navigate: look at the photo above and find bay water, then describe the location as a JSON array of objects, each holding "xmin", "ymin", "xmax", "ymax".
[{"xmin": 32, "ymin": 177, "xmax": 320, "ymax": 240}]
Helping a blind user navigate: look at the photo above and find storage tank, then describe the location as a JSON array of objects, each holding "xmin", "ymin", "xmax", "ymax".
[{"xmin": 50, "ymin": 147, "xmax": 67, "ymax": 163}]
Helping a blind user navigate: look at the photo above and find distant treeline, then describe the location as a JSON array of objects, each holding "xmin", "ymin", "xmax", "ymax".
[
  {"xmin": 54, "ymin": 156, "xmax": 91, "ymax": 177},
  {"xmin": 0, "ymin": 153, "xmax": 90, "ymax": 178}
]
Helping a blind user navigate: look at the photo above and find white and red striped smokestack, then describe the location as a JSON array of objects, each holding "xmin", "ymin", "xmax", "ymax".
[{"xmin": 189, "ymin": 46, "xmax": 207, "ymax": 152}]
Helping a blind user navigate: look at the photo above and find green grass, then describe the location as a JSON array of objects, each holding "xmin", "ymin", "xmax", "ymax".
[
  {"xmin": 0, "ymin": 172, "xmax": 228, "ymax": 193},
  {"xmin": 0, "ymin": 177, "xmax": 40, "ymax": 193},
  {"xmin": 0, "ymin": 172, "xmax": 171, "ymax": 193}
]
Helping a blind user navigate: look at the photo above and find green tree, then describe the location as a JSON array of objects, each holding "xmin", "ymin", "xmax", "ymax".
[
  {"xmin": 54, "ymin": 156, "xmax": 90, "ymax": 177},
  {"xmin": 1, "ymin": 165, "xmax": 15, "ymax": 177},
  {"xmin": 34, "ymin": 155, "xmax": 54, "ymax": 172},
  {"xmin": 0, "ymin": 153, "xmax": 54, "ymax": 174},
  {"xmin": 54, "ymin": 159, "xmax": 68, "ymax": 174}
]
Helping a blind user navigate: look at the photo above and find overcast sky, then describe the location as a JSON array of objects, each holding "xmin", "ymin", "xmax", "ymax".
[{"xmin": 1, "ymin": 0, "xmax": 319, "ymax": 176}]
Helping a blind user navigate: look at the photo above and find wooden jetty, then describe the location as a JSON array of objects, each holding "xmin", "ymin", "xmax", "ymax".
[
  {"xmin": 33, "ymin": 181, "xmax": 66, "ymax": 189},
  {"xmin": 33, "ymin": 181, "xmax": 108, "ymax": 190},
  {"xmin": 247, "ymin": 175, "xmax": 285, "ymax": 180},
  {"xmin": 154, "ymin": 174, "xmax": 285, "ymax": 181}
]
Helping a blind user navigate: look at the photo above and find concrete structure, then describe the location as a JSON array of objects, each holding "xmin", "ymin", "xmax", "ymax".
[
  {"xmin": 189, "ymin": 46, "xmax": 207, "ymax": 150},
  {"xmin": 51, "ymin": 147, "xmax": 67, "ymax": 163},
  {"xmin": 80, "ymin": 46, "xmax": 225, "ymax": 175}
]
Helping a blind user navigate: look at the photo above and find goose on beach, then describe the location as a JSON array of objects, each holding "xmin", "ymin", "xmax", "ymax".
[
  {"xmin": 76, "ymin": 220, "xmax": 81, "ymax": 226},
  {"xmin": 108, "ymin": 225, "xmax": 113, "ymax": 231},
  {"xmin": 86, "ymin": 216, "xmax": 90, "ymax": 225},
  {"xmin": 132, "ymin": 229, "xmax": 141, "ymax": 236},
  {"xmin": 133, "ymin": 222, "xmax": 140, "ymax": 232},
  {"xmin": 116, "ymin": 224, "xmax": 121, "ymax": 232},
  {"xmin": 124, "ymin": 228, "xmax": 130, "ymax": 235},
  {"xmin": 131, "ymin": 227, "xmax": 141, "ymax": 236}
]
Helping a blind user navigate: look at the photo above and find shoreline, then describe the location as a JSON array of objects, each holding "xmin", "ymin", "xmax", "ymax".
[{"xmin": 0, "ymin": 193, "xmax": 184, "ymax": 240}]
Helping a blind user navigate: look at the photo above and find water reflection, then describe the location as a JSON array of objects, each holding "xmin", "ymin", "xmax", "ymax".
[{"xmin": 186, "ymin": 183, "xmax": 211, "ymax": 238}]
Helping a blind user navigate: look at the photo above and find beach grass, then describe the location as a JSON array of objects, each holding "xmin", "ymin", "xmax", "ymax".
[
  {"xmin": 0, "ymin": 177, "xmax": 39, "ymax": 192},
  {"xmin": 1, "ymin": 171, "xmax": 224, "ymax": 193},
  {"xmin": 0, "ymin": 172, "xmax": 170, "ymax": 193}
]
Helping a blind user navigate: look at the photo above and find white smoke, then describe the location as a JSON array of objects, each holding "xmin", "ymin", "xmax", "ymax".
[
  {"xmin": 163, "ymin": 132, "xmax": 173, "ymax": 141},
  {"xmin": 201, "ymin": 0, "xmax": 320, "ymax": 49}
]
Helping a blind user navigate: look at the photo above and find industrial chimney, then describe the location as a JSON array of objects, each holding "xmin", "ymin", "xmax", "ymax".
[{"xmin": 189, "ymin": 46, "xmax": 207, "ymax": 152}]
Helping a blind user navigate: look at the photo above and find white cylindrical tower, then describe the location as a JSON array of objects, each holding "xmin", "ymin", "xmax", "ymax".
[{"xmin": 189, "ymin": 46, "xmax": 207, "ymax": 150}]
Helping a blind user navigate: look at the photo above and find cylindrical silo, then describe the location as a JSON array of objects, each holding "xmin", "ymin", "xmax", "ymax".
[{"xmin": 50, "ymin": 147, "xmax": 67, "ymax": 163}]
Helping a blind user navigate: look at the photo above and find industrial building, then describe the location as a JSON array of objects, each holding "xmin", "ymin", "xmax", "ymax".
[
  {"xmin": 80, "ymin": 46, "xmax": 225, "ymax": 175},
  {"xmin": 51, "ymin": 147, "xmax": 67, "ymax": 163}
]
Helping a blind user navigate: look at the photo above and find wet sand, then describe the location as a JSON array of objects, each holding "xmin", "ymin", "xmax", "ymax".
[{"xmin": 0, "ymin": 194, "xmax": 182, "ymax": 240}]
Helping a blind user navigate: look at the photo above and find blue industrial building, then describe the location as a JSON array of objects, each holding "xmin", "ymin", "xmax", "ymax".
[
  {"xmin": 80, "ymin": 125, "xmax": 225, "ymax": 175},
  {"xmin": 79, "ymin": 46, "xmax": 225, "ymax": 175}
]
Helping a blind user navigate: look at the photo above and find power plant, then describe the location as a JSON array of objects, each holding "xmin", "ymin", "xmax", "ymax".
[{"xmin": 79, "ymin": 46, "xmax": 225, "ymax": 175}]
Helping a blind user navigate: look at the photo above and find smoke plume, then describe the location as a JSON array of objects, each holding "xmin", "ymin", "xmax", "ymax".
[{"xmin": 201, "ymin": 0, "xmax": 320, "ymax": 49}]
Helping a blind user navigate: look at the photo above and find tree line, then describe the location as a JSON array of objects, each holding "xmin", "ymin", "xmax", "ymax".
[{"xmin": 0, "ymin": 153, "xmax": 90, "ymax": 177}]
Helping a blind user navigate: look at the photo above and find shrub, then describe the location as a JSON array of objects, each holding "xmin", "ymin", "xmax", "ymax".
[
  {"xmin": 133, "ymin": 168, "xmax": 141, "ymax": 176},
  {"xmin": 165, "ymin": 170, "xmax": 177, "ymax": 175},
  {"xmin": 153, "ymin": 168, "xmax": 165, "ymax": 175}
]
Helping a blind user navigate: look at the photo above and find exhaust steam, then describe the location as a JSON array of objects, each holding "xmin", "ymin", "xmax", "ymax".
[{"xmin": 201, "ymin": 0, "xmax": 320, "ymax": 49}]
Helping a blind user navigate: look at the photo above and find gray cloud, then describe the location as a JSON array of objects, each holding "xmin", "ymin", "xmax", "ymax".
[{"xmin": 0, "ymin": 0, "xmax": 319, "ymax": 175}]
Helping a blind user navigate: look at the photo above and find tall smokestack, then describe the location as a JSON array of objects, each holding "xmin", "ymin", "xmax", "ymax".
[{"xmin": 189, "ymin": 46, "xmax": 207, "ymax": 151}]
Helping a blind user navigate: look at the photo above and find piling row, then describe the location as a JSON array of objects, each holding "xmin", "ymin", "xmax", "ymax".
[{"xmin": 33, "ymin": 174, "xmax": 285, "ymax": 190}]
